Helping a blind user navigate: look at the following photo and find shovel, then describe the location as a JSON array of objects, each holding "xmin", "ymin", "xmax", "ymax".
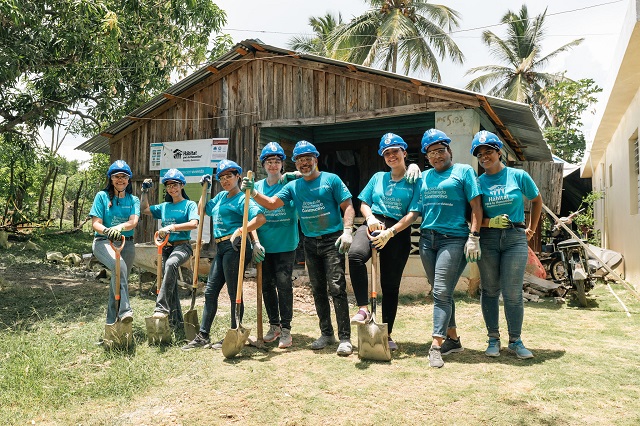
[
  {"xmin": 145, "ymin": 231, "xmax": 172, "ymax": 345},
  {"xmin": 248, "ymin": 262, "xmax": 265, "ymax": 349},
  {"xmin": 221, "ymin": 170, "xmax": 253, "ymax": 358},
  {"xmin": 184, "ymin": 182, "xmax": 209, "ymax": 341},
  {"xmin": 357, "ymin": 245, "xmax": 391, "ymax": 361},
  {"xmin": 104, "ymin": 236, "xmax": 133, "ymax": 349}
]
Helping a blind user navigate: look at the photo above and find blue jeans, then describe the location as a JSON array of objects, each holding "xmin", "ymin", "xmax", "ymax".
[
  {"xmin": 93, "ymin": 237, "xmax": 135, "ymax": 324},
  {"xmin": 199, "ymin": 239, "xmax": 251, "ymax": 336},
  {"xmin": 419, "ymin": 230, "xmax": 467, "ymax": 338},
  {"xmin": 478, "ymin": 227, "xmax": 528, "ymax": 341},
  {"xmin": 348, "ymin": 219, "xmax": 411, "ymax": 334},
  {"xmin": 262, "ymin": 250, "xmax": 295, "ymax": 330},
  {"xmin": 304, "ymin": 231, "xmax": 351, "ymax": 341},
  {"xmin": 156, "ymin": 243, "xmax": 193, "ymax": 328}
]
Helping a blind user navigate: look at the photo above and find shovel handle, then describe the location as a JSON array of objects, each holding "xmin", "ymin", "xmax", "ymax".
[
  {"xmin": 192, "ymin": 182, "xmax": 209, "ymax": 290},
  {"xmin": 109, "ymin": 236, "xmax": 125, "ymax": 302},
  {"xmin": 154, "ymin": 231, "xmax": 169, "ymax": 253},
  {"xmin": 235, "ymin": 171, "xmax": 252, "ymax": 304}
]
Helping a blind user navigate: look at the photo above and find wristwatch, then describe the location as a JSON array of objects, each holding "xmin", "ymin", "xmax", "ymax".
[{"xmin": 471, "ymin": 231, "xmax": 480, "ymax": 237}]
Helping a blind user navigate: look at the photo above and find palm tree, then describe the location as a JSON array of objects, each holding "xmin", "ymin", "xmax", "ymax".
[
  {"xmin": 465, "ymin": 5, "xmax": 583, "ymax": 124},
  {"xmin": 288, "ymin": 13, "xmax": 344, "ymax": 58},
  {"xmin": 331, "ymin": 0, "xmax": 464, "ymax": 81}
]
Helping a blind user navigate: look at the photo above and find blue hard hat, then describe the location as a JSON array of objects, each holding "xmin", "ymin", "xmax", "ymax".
[
  {"xmin": 378, "ymin": 133, "xmax": 407, "ymax": 156},
  {"xmin": 107, "ymin": 160, "xmax": 132, "ymax": 178},
  {"xmin": 216, "ymin": 159, "xmax": 242, "ymax": 179},
  {"xmin": 421, "ymin": 129, "xmax": 451, "ymax": 153},
  {"xmin": 291, "ymin": 140, "xmax": 320, "ymax": 161},
  {"xmin": 161, "ymin": 168, "xmax": 186, "ymax": 185},
  {"xmin": 470, "ymin": 130, "xmax": 503, "ymax": 156},
  {"xmin": 260, "ymin": 142, "xmax": 286, "ymax": 162}
]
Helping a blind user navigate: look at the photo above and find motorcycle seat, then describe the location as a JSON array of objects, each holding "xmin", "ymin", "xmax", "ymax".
[{"xmin": 557, "ymin": 239, "xmax": 587, "ymax": 249}]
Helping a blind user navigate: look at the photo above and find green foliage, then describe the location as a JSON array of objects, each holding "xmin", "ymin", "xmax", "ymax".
[
  {"xmin": 572, "ymin": 191, "xmax": 603, "ymax": 245},
  {"xmin": 465, "ymin": 5, "xmax": 583, "ymax": 125},
  {"xmin": 288, "ymin": 13, "xmax": 345, "ymax": 58},
  {"xmin": 542, "ymin": 78, "xmax": 602, "ymax": 162}
]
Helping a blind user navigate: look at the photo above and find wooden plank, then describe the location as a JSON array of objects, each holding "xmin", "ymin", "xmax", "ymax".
[
  {"xmin": 326, "ymin": 73, "xmax": 336, "ymax": 117},
  {"xmin": 358, "ymin": 80, "xmax": 368, "ymax": 112},
  {"xmin": 265, "ymin": 61, "xmax": 275, "ymax": 120},
  {"xmin": 303, "ymin": 67, "xmax": 314, "ymax": 118},
  {"xmin": 284, "ymin": 64, "xmax": 294, "ymax": 118},
  {"xmin": 293, "ymin": 66, "xmax": 303, "ymax": 118},
  {"xmin": 253, "ymin": 58, "xmax": 263, "ymax": 122},
  {"xmin": 346, "ymin": 78, "xmax": 358, "ymax": 113},
  {"xmin": 424, "ymin": 86, "xmax": 480, "ymax": 107},
  {"xmin": 373, "ymin": 83, "xmax": 381, "ymax": 110},
  {"xmin": 314, "ymin": 70, "xmax": 326, "ymax": 117}
]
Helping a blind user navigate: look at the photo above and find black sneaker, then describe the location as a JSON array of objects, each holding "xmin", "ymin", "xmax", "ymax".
[
  {"xmin": 440, "ymin": 336, "xmax": 464, "ymax": 355},
  {"xmin": 181, "ymin": 333, "xmax": 210, "ymax": 350}
]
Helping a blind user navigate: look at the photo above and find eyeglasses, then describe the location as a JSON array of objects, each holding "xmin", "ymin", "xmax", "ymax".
[
  {"xmin": 165, "ymin": 182, "xmax": 181, "ymax": 189},
  {"xmin": 295, "ymin": 156, "xmax": 315, "ymax": 164},
  {"xmin": 264, "ymin": 159, "xmax": 282, "ymax": 166},
  {"xmin": 476, "ymin": 149, "xmax": 497, "ymax": 159},
  {"xmin": 112, "ymin": 174, "xmax": 129, "ymax": 180},
  {"xmin": 426, "ymin": 147, "xmax": 447, "ymax": 159},
  {"xmin": 218, "ymin": 173, "xmax": 236, "ymax": 182}
]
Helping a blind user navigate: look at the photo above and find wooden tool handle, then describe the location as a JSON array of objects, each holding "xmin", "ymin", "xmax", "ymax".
[{"xmin": 235, "ymin": 171, "xmax": 252, "ymax": 304}]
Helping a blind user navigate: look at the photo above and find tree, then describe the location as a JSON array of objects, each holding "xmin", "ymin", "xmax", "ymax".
[
  {"xmin": 288, "ymin": 13, "xmax": 344, "ymax": 57},
  {"xmin": 465, "ymin": 5, "xmax": 583, "ymax": 124},
  {"xmin": 541, "ymin": 78, "xmax": 601, "ymax": 162},
  {"xmin": 0, "ymin": 1, "xmax": 227, "ymax": 138},
  {"xmin": 331, "ymin": 0, "xmax": 464, "ymax": 80}
]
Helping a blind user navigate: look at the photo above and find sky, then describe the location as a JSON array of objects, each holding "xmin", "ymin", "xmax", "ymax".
[{"xmin": 58, "ymin": 0, "xmax": 629, "ymax": 162}]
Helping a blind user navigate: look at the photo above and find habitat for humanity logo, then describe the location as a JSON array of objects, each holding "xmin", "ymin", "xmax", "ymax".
[{"xmin": 172, "ymin": 148, "xmax": 203, "ymax": 163}]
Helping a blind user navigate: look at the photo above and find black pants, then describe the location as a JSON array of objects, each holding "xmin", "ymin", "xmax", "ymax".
[
  {"xmin": 262, "ymin": 250, "xmax": 295, "ymax": 330},
  {"xmin": 348, "ymin": 216, "xmax": 411, "ymax": 334}
]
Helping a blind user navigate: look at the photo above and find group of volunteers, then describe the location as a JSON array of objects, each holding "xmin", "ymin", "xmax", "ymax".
[{"xmin": 90, "ymin": 127, "xmax": 542, "ymax": 368}]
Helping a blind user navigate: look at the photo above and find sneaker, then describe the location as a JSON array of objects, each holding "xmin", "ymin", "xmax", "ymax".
[
  {"xmin": 264, "ymin": 324, "xmax": 282, "ymax": 343},
  {"xmin": 152, "ymin": 311, "xmax": 168, "ymax": 319},
  {"xmin": 429, "ymin": 346, "xmax": 444, "ymax": 368},
  {"xmin": 181, "ymin": 333, "xmax": 211, "ymax": 350},
  {"xmin": 440, "ymin": 336, "xmax": 464, "ymax": 355},
  {"xmin": 507, "ymin": 339, "xmax": 534, "ymax": 359},
  {"xmin": 120, "ymin": 312, "xmax": 133, "ymax": 324},
  {"xmin": 350, "ymin": 309, "xmax": 370, "ymax": 325},
  {"xmin": 278, "ymin": 328, "xmax": 292, "ymax": 349},
  {"xmin": 485, "ymin": 338, "xmax": 501, "ymax": 357},
  {"xmin": 387, "ymin": 337, "xmax": 398, "ymax": 352},
  {"xmin": 211, "ymin": 339, "xmax": 224, "ymax": 350},
  {"xmin": 311, "ymin": 334, "xmax": 337, "ymax": 350},
  {"xmin": 336, "ymin": 339, "xmax": 353, "ymax": 356}
]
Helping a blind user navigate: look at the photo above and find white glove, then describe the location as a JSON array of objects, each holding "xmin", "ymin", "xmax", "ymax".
[
  {"xmin": 231, "ymin": 228, "xmax": 243, "ymax": 251},
  {"xmin": 240, "ymin": 176, "xmax": 257, "ymax": 197},
  {"xmin": 489, "ymin": 214, "xmax": 511, "ymax": 229},
  {"xmin": 405, "ymin": 163, "xmax": 422, "ymax": 184},
  {"xmin": 158, "ymin": 225, "xmax": 173, "ymax": 240},
  {"xmin": 335, "ymin": 227, "xmax": 353, "ymax": 254},
  {"xmin": 200, "ymin": 174, "xmax": 212, "ymax": 188},
  {"xmin": 371, "ymin": 228, "xmax": 394, "ymax": 249},
  {"xmin": 278, "ymin": 171, "xmax": 302, "ymax": 184},
  {"xmin": 464, "ymin": 234, "xmax": 481, "ymax": 263},
  {"xmin": 252, "ymin": 241, "xmax": 266, "ymax": 263},
  {"xmin": 365, "ymin": 215, "xmax": 383, "ymax": 232}
]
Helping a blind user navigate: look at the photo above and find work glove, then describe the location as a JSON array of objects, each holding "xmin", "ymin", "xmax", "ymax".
[
  {"xmin": 365, "ymin": 215, "xmax": 383, "ymax": 232},
  {"xmin": 371, "ymin": 228, "xmax": 394, "ymax": 250},
  {"xmin": 464, "ymin": 234, "xmax": 481, "ymax": 263},
  {"xmin": 104, "ymin": 224, "xmax": 124, "ymax": 242},
  {"xmin": 141, "ymin": 178, "xmax": 153, "ymax": 192},
  {"xmin": 334, "ymin": 227, "xmax": 353, "ymax": 255},
  {"xmin": 231, "ymin": 228, "xmax": 243, "ymax": 251},
  {"xmin": 489, "ymin": 214, "xmax": 511, "ymax": 229},
  {"xmin": 252, "ymin": 241, "xmax": 266, "ymax": 263},
  {"xmin": 240, "ymin": 176, "xmax": 257, "ymax": 197},
  {"xmin": 405, "ymin": 163, "xmax": 422, "ymax": 184},
  {"xmin": 157, "ymin": 225, "xmax": 173, "ymax": 240},
  {"xmin": 278, "ymin": 171, "xmax": 302, "ymax": 184},
  {"xmin": 200, "ymin": 174, "xmax": 212, "ymax": 188}
]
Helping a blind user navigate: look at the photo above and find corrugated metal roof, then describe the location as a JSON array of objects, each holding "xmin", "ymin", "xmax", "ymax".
[{"xmin": 78, "ymin": 40, "xmax": 551, "ymax": 161}]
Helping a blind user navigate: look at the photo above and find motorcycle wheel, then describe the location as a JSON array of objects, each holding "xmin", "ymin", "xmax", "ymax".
[
  {"xmin": 575, "ymin": 279, "xmax": 588, "ymax": 307},
  {"xmin": 550, "ymin": 259, "xmax": 567, "ymax": 281}
]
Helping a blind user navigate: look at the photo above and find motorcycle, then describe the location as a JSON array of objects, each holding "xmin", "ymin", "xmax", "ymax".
[{"xmin": 541, "ymin": 209, "xmax": 596, "ymax": 307}]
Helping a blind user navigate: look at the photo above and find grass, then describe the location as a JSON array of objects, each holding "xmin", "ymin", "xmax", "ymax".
[{"xmin": 1, "ymin": 240, "xmax": 640, "ymax": 425}]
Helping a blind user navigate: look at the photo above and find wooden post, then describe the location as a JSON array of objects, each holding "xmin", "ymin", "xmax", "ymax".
[
  {"xmin": 73, "ymin": 180, "xmax": 84, "ymax": 227},
  {"xmin": 47, "ymin": 166, "xmax": 59, "ymax": 222},
  {"xmin": 59, "ymin": 176, "xmax": 69, "ymax": 229}
]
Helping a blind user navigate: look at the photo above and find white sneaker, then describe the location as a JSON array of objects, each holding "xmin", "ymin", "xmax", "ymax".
[
  {"xmin": 278, "ymin": 328, "xmax": 292, "ymax": 348},
  {"xmin": 152, "ymin": 311, "xmax": 168, "ymax": 319},
  {"xmin": 336, "ymin": 339, "xmax": 353, "ymax": 356}
]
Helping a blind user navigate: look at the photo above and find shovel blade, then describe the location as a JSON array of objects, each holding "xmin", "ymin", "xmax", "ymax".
[
  {"xmin": 221, "ymin": 325, "xmax": 251, "ymax": 358},
  {"xmin": 145, "ymin": 316, "xmax": 172, "ymax": 345},
  {"xmin": 103, "ymin": 320, "xmax": 133, "ymax": 350},
  {"xmin": 357, "ymin": 320, "xmax": 391, "ymax": 362},
  {"xmin": 183, "ymin": 309, "xmax": 199, "ymax": 342}
]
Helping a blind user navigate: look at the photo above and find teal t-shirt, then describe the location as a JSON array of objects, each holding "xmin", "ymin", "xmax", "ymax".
[
  {"xmin": 358, "ymin": 171, "xmax": 421, "ymax": 220},
  {"xmin": 418, "ymin": 163, "xmax": 480, "ymax": 237},
  {"xmin": 478, "ymin": 167, "xmax": 539, "ymax": 224},
  {"xmin": 149, "ymin": 199, "xmax": 199, "ymax": 242},
  {"xmin": 276, "ymin": 172, "xmax": 352, "ymax": 238},
  {"xmin": 205, "ymin": 191, "xmax": 263, "ymax": 239},
  {"xmin": 89, "ymin": 191, "xmax": 140, "ymax": 237},
  {"xmin": 255, "ymin": 178, "xmax": 299, "ymax": 253}
]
